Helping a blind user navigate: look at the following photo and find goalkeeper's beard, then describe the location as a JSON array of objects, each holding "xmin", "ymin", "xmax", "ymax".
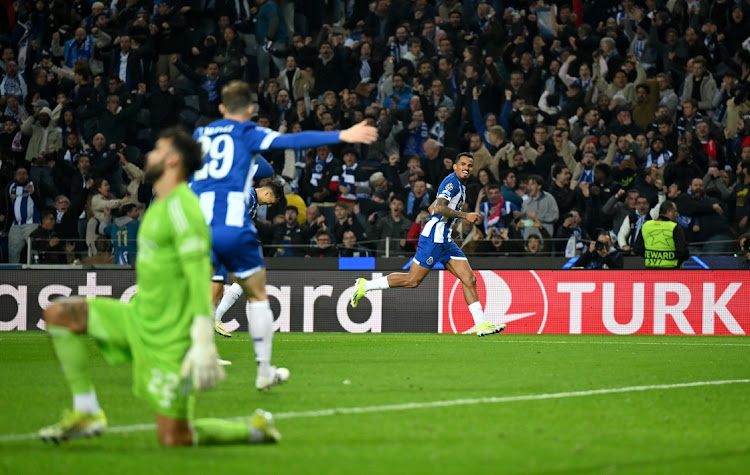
[{"xmin": 144, "ymin": 158, "xmax": 166, "ymax": 184}]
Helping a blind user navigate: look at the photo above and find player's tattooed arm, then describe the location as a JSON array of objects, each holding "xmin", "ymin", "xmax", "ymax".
[
  {"xmin": 434, "ymin": 198, "xmax": 465, "ymax": 219},
  {"xmin": 434, "ymin": 198, "xmax": 482, "ymax": 224}
]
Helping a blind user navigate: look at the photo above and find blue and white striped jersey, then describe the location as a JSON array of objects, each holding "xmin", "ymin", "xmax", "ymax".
[
  {"xmin": 8, "ymin": 182, "xmax": 39, "ymax": 225},
  {"xmin": 420, "ymin": 173, "xmax": 465, "ymax": 243},
  {"xmin": 247, "ymin": 188, "xmax": 259, "ymax": 219}
]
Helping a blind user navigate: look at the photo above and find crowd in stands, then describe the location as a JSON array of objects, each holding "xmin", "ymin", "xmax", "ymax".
[{"xmin": 2, "ymin": 0, "xmax": 750, "ymax": 265}]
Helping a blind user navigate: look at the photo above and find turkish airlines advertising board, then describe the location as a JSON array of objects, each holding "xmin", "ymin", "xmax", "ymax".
[
  {"xmin": 1, "ymin": 270, "xmax": 748, "ymax": 335},
  {"xmin": 440, "ymin": 271, "xmax": 749, "ymax": 336}
]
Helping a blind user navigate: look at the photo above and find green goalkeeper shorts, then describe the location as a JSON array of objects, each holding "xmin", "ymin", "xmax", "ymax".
[{"xmin": 87, "ymin": 297, "xmax": 195, "ymax": 420}]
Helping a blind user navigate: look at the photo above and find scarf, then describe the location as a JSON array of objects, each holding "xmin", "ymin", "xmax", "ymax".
[
  {"xmin": 65, "ymin": 36, "xmax": 92, "ymax": 68},
  {"xmin": 202, "ymin": 76, "xmax": 219, "ymax": 102},
  {"xmin": 359, "ymin": 57, "xmax": 371, "ymax": 82},
  {"xmin": 310, "ymin": 152, "xmax": 333, "ymax": 186},
  {"xmin": 403, "ymin": 123, "xmax": 429, "ymax": 158},
  {"xmin": 429, "ymin": 121, "xmax": 445, "ymax": 144},
  {"xmin": 579, "ymin": 167, "xmax": 594, "ymax": 184},
  {"xmin": 645, "ymin": 150, "xmax": 672, "ymax": 168},
  {"xmin": 340, "ymin": 162, "xmax": 358, "ymax": 199},
  {"xmin": 632, "ymin": 211, "xmax": 647, "ymax": 247}
]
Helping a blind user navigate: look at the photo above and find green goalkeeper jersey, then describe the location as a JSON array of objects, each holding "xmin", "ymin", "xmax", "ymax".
[{"xmin": 132, "ymin": 183, "xmax": 213, "ymax": 354}]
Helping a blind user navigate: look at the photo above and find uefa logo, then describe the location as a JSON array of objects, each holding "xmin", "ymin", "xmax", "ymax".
[{"xmin": 440, "ymin": 270, "xmax": 548, "ymax": 334}]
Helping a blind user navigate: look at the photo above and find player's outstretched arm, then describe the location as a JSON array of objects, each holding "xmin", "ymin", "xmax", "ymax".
[
  {"xmin": 339, "ymin": 120, "xmax": 378, "ymax": 144},
  {"xmin": 264, "ymin": 120, "xmax": 377, "ymax": 151}
]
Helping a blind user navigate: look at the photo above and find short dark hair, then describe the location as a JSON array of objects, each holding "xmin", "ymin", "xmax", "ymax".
[
  {"xmin": 528, "ymin": 174, "xmax": 545, "ymax": 187},
  {"xmin": 390, "ymin": 194, "xmax": 406, "ymax": 205},
  {"xmin": 121, "ymin": 203, "xmax": 137, "ymax": 214},
  {"xmin": 660, "ymin": 200, "xmax": 677, "ymax": 215},
  {"xmin": 264, "ymin": 181, "xmax": 285, "ymax": 201},
  {"xmin": 285, "ymin": 205, "xmax": 298, "ymax": 214},
  {"xmin": 455, "ymin": 152, "xmax": 474, "ymax": 163},
  {"xmin": 499, "ymin": 168, "xmax": 515, "ymax": 183},
  {"xmin": 551, "ymin": 163, "xmax": 568, "ymax": 179},
  {"xmin": 159, "ymin": 126, "xmax": 203, "ymax": 178}
]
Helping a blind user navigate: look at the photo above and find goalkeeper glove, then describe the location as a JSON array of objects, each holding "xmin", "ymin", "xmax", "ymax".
[{"xmin": 181, "ymin": 316, "xmax": 226, "ymax": 391}]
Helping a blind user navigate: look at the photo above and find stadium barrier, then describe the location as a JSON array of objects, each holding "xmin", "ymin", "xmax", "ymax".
[{"xmin": 1, "ymin": 269, "xmax": 748, "ymax": 335}]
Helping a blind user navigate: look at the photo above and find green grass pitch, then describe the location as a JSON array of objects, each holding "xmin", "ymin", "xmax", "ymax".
[{"xmin": 1, "ymin": 332, "xmax": 749, "ymax": 474}]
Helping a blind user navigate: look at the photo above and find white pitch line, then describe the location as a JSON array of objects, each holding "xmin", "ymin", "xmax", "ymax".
[
  {"xmin": 2, "ymin": 379, "xmax": 748, "ymax": 443},
  {"xmin": 268, "ymin": 338, "xmax": 750, "ymax": 347}
]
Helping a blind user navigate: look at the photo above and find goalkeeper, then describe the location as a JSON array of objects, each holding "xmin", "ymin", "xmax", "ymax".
[{"xmin": 38, "ymin": 127, "xmax": 280, "ymax": 446}]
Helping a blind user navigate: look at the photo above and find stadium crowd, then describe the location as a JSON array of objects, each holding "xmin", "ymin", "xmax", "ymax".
[{"xmin": 1, "ymin": 0, "xmax": 750, "ymax": 264}]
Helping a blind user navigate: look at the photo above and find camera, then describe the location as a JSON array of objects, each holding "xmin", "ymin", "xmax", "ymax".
[{"xmin": 595, "ymin": 240, "xmax": 607, "ymax": 252}]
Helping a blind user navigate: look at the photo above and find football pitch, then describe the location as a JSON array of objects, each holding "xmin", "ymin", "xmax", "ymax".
[{"xmin": 1, "ymin": 332, "xmax": 749, "ymax": 474}]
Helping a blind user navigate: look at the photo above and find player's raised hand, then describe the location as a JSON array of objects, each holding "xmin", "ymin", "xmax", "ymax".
[
  {"xmin": 181, "ymin": 317, "xmax": 226, "ymax": 391},
  {"xmin": 340, "ymin": 120, "xmax": 378, "ymax": 144}
]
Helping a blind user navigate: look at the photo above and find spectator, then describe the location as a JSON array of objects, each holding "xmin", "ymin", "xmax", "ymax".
[
  {"xmin": 548, "ymin": 163, "xmax": 577, "ymax": 219},
  {"xmin": 149, "ymin": 74, "xmax": 184, "ymax": 138},
  {"xmin": 521, "ymin": 174, "xmax": 559, "ymax": 238},
  {"xmin": 618, "ymin": 194, "xmax": 662, "ymax": 252},
  {"xmin": 2, "ymin": 166, "xmax": 43, "ymax": 263},
  {"xmin": 332, "ymin": 202, "xmax": 366, "ymax": 244},
  {"xmin": 277, "ymin": 55, "xmax": 314, "ymax": 101},
  {"xmin": 52, "ymin": 190, "xmax": 88, "ymax": 259},
  {"xmin": 731, "ymin": 160, "xmax": 750, "ymax": 234},
  {"xmin": 299, "ymin": 203, "xmax": 327, "ymax": 243},
  {"xmin": 87, "ymin": 133, "xmax": 124, "ymax": 198},
  {"xmin": 213, "ymin": 26, "xmax": 245, "ymax": 77},
  {"xmin": 475, "ymin": 183, "xmax": 505, "ymax": 237},
  {"xmin": 314, "ymin": 41, "xmax": 342, "ymax": 94},
  {"xmin": 151, "ymin": 0, "xmax": 186, "ymax": 82},
  {"xmin": 302, "ymin": 145, "xmax": 341, "ymax": 203},
  {"xmin": 26, "ymin": 209, "xmax": 65, "ymax": 264},
  {"xmin": 86, "ymin": 178, "xmax": 131, "ymax": 256},
  {"xmin": 272, "ymin": 205, "xmax": 306, "ymax": 257},
  {"xmin": 306, "ymin": 229, "xmax": 337, "ymax": 257},
  {"xmin": 2, "ymin": 94, "xmax": 29, "ymax": 124},
  {"xmin": 499, "ymin": 169, "xmax": 522, "ymax": 209},
  {"xmin": 52, "ymin": 28, "xmax": 94, "ymax": 69},
  {"xmin": 554, "ymin": 209, "xmax": 589, "ymax": 257},
  {"xmin": 173, "ymin": 56, "xmax": 246, "ymax": 124},
  {"xmin": 21, "ymin": 106, "xmax": 62, "ymax": 165},
  {"xmin": 99, "ymin": 203, "xmax": 140, "ymax": 265},
  {"xmin": 367, "ymin": 194, "xmax": 412, "ymax": 256},
  {"xmin": 96, "ymin": 83, "xmax": 147, "ymax": 149},
  {"xmin": 404, "ymin": 178, "xmax": 434, "ymax": 221},
  {"xmin": 0, "ymin": 61, "xmax": 27, "ymax": 102},
  {"xmin": 680, "ymin": 56, "xmax": 717, "ymax": 116},
  {"xmin": 523, "ymin": 233, "xmax": 546, "ymax": 256},
  {"xmin": 338, "ymin": 229, "xmax": 372, "ymax": 257},
  {"xmin": 680, "ymin": 177, "xmax": 733, "ymax": 255},
  {"xmin": 655, "ymin": 72, "xmax": 679, "ymax": 117},
  {"xmin": 256, "ymin": 0, "xmax": 289, "ymax": 80},
  {"xmin": 101, "ymin": 34, "xmax": 149, "ymax": 91}
]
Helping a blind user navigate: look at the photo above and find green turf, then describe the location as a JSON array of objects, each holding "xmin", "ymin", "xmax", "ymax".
[{"xmin": 1, "ymin": 332, "xmax": 749, "ymax": 474}]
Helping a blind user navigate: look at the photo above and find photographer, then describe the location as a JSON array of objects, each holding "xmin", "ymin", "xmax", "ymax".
[
  {"xmin": 576, "ymin": 231, "xmax": 624, "ymax": 269},
  {"xmin": 739, "ymin": 234, "xmax": 750, "ymax": 269}
]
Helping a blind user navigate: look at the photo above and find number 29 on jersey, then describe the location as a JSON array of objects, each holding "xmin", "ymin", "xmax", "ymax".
[{"xmin": 194, "ymin": 134, "xmax": 235, "ymax": 181}]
